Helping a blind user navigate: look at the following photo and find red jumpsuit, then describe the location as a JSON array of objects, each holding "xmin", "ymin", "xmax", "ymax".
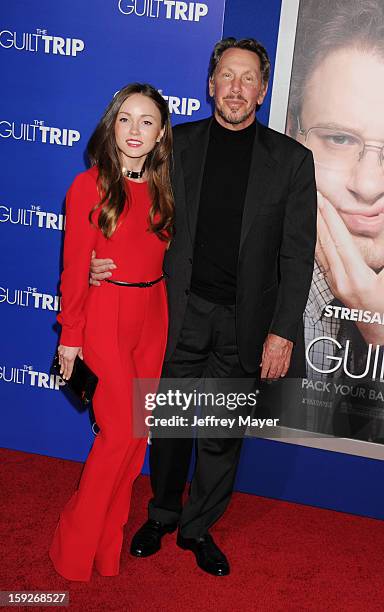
[{"xmin": 49, "ymin": 166, "xmax": 168, "ymax": 581}]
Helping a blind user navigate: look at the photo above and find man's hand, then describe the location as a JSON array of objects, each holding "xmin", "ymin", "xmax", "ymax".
[
  {"xmin": 57, "ymin": 345, "xmax": 82, "ymax": 381},
  {"xmin": 260, "ymin": 333, "xmax": 293, "ymax": 379},
  {"xmin": 316, "ymin": 193, "xmax": 384, "ymax": 345},
  {"xmin": 89, "ymin": 250, "xmax": 117, "ymax": 286}
]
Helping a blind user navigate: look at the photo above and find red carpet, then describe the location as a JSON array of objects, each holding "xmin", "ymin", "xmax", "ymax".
[{"xmin": 1, "ymin": 447, "xmax": 383, "ymax": 612}]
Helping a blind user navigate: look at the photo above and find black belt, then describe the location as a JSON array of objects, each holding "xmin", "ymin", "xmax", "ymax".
[{"xmin": 105, "ymin": 274, "xmax": 165, "ymax": 288}]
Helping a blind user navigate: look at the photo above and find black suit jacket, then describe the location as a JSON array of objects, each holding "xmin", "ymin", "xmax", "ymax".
[{"xmin": 163, "ymin": 117, "xmax": 317, "ymax": 374}]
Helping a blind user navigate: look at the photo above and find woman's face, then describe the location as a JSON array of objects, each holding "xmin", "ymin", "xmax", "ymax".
[{"xmin": 114, "ymin": 93, "xmax": 164, "ymax": 169}]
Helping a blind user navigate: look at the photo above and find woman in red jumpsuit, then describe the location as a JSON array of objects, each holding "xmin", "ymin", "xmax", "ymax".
[{"xmin": 49, "ymin": 83, "xmax": 173, "ymax": 581}]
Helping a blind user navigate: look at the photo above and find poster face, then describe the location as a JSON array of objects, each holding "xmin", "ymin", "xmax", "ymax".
[{"xmin": 268, "ymin": 0, "xmax": 384, "ymax": 457}]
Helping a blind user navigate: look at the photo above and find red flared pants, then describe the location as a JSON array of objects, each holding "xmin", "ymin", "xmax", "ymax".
[{"xmin": 49, "ymin": 280, "xmax": 168, "ymax": 581}]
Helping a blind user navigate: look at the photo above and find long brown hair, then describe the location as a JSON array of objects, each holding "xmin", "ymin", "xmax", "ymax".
[{"xmin": 87, "ymin": 83, "xmax": 174, "ymax": 241}]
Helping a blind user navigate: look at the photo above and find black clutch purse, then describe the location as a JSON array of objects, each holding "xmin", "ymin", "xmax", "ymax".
[{"xmin": 53, "ymin": 353, "xmax": 98, "ymax": 405}]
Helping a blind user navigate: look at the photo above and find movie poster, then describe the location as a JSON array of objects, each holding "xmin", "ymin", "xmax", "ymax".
[{"xmin": 266, "ymin": 0, "xmax": 384, "ymax": 456}]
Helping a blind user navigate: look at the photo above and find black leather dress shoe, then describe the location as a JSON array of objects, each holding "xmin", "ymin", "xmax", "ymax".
[
  {"xmin": 177, "ymin": 532, "xmax": 230, "ymax": 576},
  {"xmin": 130, "ymin": 519, "xmax": 177, "ymax": 557}
]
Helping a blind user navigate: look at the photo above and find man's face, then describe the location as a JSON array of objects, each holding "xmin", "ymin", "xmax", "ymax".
[
  {"xmin": 297, "ymin": 48, "xmax": 384, "ymax": 271},
  {"xmin": 209, "ymin": 47, "xmax": 268, "ymax": 131}
]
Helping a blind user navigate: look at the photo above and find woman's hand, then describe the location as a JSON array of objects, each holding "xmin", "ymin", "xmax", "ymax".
[{"xmin": 57, "ymin": 345, "xmax": 82, "ymax": 381}]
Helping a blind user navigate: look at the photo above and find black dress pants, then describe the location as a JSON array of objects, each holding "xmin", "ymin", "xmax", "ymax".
[{"xmin": 148, "ymin": 291, "xmax": 259, "ymax": 538}]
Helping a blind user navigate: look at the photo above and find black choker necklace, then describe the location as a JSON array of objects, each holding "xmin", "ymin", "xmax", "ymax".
[{"xmin": 122, "ymin": 166, "xmax": 145, "ymax": 179}]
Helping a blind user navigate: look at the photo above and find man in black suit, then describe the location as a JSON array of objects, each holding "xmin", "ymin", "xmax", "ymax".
[{"xmin": 90, "ymin": 38, "xmax": 317, "ymax": 576}]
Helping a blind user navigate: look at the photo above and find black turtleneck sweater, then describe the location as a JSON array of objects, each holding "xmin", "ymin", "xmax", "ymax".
[{"xmin": 190, "ymin": 117, "xmax": 256, "ymax": 304}]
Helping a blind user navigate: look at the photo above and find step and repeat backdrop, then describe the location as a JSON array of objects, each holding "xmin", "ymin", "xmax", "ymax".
[{"xmin": 1, "ymin": 0, "xmax": 225, "ymax": 459}]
